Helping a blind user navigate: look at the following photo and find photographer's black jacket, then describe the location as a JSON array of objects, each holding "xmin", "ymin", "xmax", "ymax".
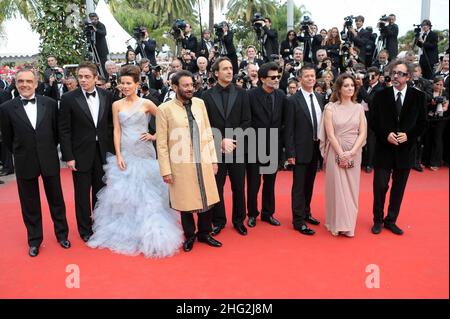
[
  {"xmin": 135, "ymin": 39, "xmax": 157, "ymax": 66},
  {"xmin": 380, "ymin": 23, "xmax": 399, "ymax": 60}
]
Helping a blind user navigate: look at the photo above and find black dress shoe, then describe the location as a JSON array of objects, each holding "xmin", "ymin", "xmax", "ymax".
[
  {"xmin": 233, "ymin": 223, "xmax": 248, "ymax": 236},
  {"xmin": 365, "ymin": 166, "xmax": 373, "ymax": 173},
  {"xmin": 0, "ymin": 180, "xmax": 4, "ymax": 184},
  {"xmin": 371, "ymin": 223, "xmax": 383, "ymax": 234},
  {"xmin": 384, "ymin": 223, "xmax": 404, "ymax": 235},
  {"xmin": 261, "ymin": 215, "xmax": 281, "ymax": 226},
  {"xmin": 197, "ymin": 234, "xmax": 222, "ymax": 247},
  {"xmin": 0, "ymin": 170, "xmax": 13, "ymax": 177},
  {"xmin": 59, "ymin": 240, "xmax": 71, "ymax": 249},
  {"xmin": 183, "ymin": 237, "xmax": 196, "ymax": 252},
  {"xmin": 295, "ymin": 224, "xmax": 315, "ymax": 235},
  {"xmin": 305, "ymin": 216, "xmax": 320, "ymax": 225},
  {"xmin": 412, "ymin": 164, "xmax": 423, "ymax": 172},
  {"xmin": 247, "ymin": 216, "xmax": 257, "ymax": 228},
  {"xmin": 81, "ymin": 234, "xmax": 92, "ymax": 242},
  {"xmin": 29, "ymin": 246, "xmax": 39, "ymax": 257},
  {"xmin": 211, "ymin": 225, "xmax": 224, "ymax": 237}
]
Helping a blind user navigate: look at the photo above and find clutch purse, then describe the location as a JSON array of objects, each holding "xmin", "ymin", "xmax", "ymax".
[{"xmin": 335, "ymin": 155, "xmax": 354, "ymax": 169}]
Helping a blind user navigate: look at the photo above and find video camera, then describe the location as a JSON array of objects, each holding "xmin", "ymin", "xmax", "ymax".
[
  {"xmin": 300, "ymin": 15, "xmax": 314, "ymax": 34},
  {"xmin": 109, "ymin": 74, "xmax": 118, "ymax": 90},
  {"xmin": 252, "ymin": 13, "xmax": 266, "ymax": 37},
  {"xmin": 214, "ymin": 22, "xmax": 224, "ymax": 39},
  {"xmin": 133, "ymin": 26, "xmax": 147, "ymax": 42},
  {"xmin": 171, "ymin": 19, "xmax": 187, "ymax": 40},
  {"xmin": 413, "ymin": 24, "xmax": 422, "ymax": 37},
  {"xmin": 377, "ymin": 14, "xmax": 389, "ymax": 29},
  {"xmin": 344, "ymin": 16, "xmax": 355, "ymax": 29}
]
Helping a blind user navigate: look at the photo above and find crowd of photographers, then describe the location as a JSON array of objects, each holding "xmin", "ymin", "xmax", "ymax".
[{"xmin": 1, "ymin": 13, "xmax": 449, "ymax": 184}]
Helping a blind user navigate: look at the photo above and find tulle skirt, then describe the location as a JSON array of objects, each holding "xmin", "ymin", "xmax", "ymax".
[{"xmin": 87, "ymin": 152, "xmax": 184, "ymax": 258}]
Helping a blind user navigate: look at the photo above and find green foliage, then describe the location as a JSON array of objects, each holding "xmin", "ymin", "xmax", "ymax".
[{"xmin": 31, "ymin": 1, "xmax": 87, "ymax": 70}]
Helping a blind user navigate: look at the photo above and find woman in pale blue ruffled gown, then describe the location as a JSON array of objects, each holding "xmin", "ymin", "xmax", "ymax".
[{"xmin": 87, "ymin": 65, "xmax": 183, "ymax": 257}]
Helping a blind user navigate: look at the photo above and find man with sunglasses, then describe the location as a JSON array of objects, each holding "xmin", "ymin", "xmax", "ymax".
[
  {"xmin": 370, "ymin": 59, "xmax": 426, "ymax": 235},
  {"xmin": 246, "ymin": 62, "xmax": 288, "ymax": 228}
]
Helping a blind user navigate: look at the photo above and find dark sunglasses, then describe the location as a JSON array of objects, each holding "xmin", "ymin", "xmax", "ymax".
[
  {"xmin": 391, "ymin": 70, "xmax": 408, "ymax": 77},
  {"xmin": 267, "ymin": 75, "xmax": 282, "ymax": 80}
]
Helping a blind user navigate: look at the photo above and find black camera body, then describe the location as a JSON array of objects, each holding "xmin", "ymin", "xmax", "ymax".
[
  {"xmin": 214, "ymin": 22, "xmax": 224, "ymax": 39},
  {"xmin": 434, "ymin": 96, "xmax": 446, "ymax": 104},
  {"xmin": 171, "ymin": 19, "xmax": 187, "ymax": 40},
  {"xmin": 109, "ymin": 74, "xmax": 118, "ymax": 90},
  {"xmin": 300, "ymin": 16, "xmax": 314, "ymax": 34},
  {"xmin": 384, "ymin": 75, "xmax": 392, "ymax": 83},
  {"xmin": 51, "ymin": 68, "xmax": 64, "ymax": 83},
  {"xmin": 344, "ymin": 15, "xmax": 355, "ymax": 28},
  {"xmin": 377, "ymin": 14, "xmax": 389, "ymax": 29},
  {"xmin": 413, "ymin": 24, "xmax": 422, "ymax": 37},
  {"xmin": 252, "ymin": 13, "xmax": 266, "ymax": 37},
  {"xmin": 133, "ymin": 26, "xmax": 147, "ymax": 43}
]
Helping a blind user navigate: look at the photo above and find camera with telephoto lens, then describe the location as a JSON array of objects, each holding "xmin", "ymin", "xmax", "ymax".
[
  {"xmin": 434, "ymin": 96, "xmax": 446, "ymax": 105},
  {"xmin": 151, "ymin": 65, "xmax": 161, "ymax": 73},
  {"xmin": 51, "ymin": 68, "xmax": 64, "ymax": 83},
  {"xmin": 234, "ymin": 70, "xmax": 249, "ymax": 87},
  {"xmin": 384, "ymin": 75, "xmax": 392, "ymax": 83},
  {"xmin": 170, "ymin": 19, "xmax": 187, "ymax": 40},
  {"xmin": 133, "ymin": 26, "xmax": 147, "ymax": 42},
  {"xmin": 431, "ymin": 96, "xmax": 447, "ymax": 118},
  {"xmin": 377, "ymin": 14, "xmax": 389, "ymax": 29}
]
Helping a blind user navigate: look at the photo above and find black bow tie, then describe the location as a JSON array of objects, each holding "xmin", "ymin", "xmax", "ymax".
[
  {"xmin": 85, "ymin": 91, "xmax": 96, "ymax": 99},
  {"xmin": 22, "ymin": 98, "xmax": 36, "ymax": 106}
]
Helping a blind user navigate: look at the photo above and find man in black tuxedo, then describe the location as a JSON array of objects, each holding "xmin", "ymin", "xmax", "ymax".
[
  {"xmin": 416, "ymin": 20, "xmax": 439, "ymax": 80},
  {"xmin": 88, "ymin": 13, "xmax": 109, "ymax": 77},
  {"xmin": 0, "ymin": 68, "xmax": 70, "ymax": 257},
  {"xmin": 202, "ymin": 57, "xmax": 252, "ymax": 236},
  {"xmin": 134, "ymin": 27, "xmax": 157, "ymax": 66},
  {"xmin": 379, "ymin": 14, "xmax": 399, "ymax": 61},
  {"xmin": 59, "ymin": 61, "xmax": 114, "ymax": 242},
  {"xmin": 256, "ymin": 18, "xmax": 279, "ymax": 62},
  {"xmin": 246, "ymin": 62, "xmax": 288, "ymax": 228},
  {"xmin": 285, "ymin": 65, "xmax": 323, "ymax": 235},
  {"xmin": 370, "ymin": 60, "xmax": 426, "ymax": 235}
]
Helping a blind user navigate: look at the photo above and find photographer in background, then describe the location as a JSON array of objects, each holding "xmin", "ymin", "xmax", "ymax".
[
  {"xmin": 297, "ymin": 16, "xmax": 317, "ymax": 63},
  {"xmin": 43, "ymin": 66, "xmax": 68, "ymax": 101},
  {"xmin": 253, "ymin": 17, "xmax": 279, "ymax": 62},
  {"xmin": 181, "ymin": 24, "xmax": 198, "ymax": 58},
  {"xmin": 346, "ymin": 15, "xmax": 372, "ymax": 67},
  {"xmin": 286, "ymin": 47, "xmax": 304, "ymax": 78},
  {"xmin": 372, "ymin": 49, "xmax": 390, "ymax": 73},
  {"xmin": 198, "ymin": 30, "xmax": 214, "ymax": 59},
  {"xmin": 415, "ymin": 19, "xmax": 439, "ymax": 80},
  {"xmin": 87, "ymin": 13, "xmax": 109, "ymax": 77},
  {"xmin": 280, "ymin": 30, "xmax": 298, "ymax": 61},
  {"xmin": 214, "ymin": 22, "xmax": 238, "ymax": 74},
  {"xmin": 134, "ymin": 27, "xmax": 157, "ymax": 66},
  {"xmin": 379, "ymin": 14, "xmax": 399, "ymax": 61},
  {"xmin": 239, "ymin": 46, "xmax": 264, "ymax": 70}
]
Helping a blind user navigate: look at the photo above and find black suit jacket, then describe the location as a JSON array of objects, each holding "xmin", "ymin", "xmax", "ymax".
[
  {"xmin": 285, "ymin": 91, "xmax": 325, "ymax": 163},
  {"xmin": 198, "ymin": 39, "xmax": 214, "ymax": 58},
  {"xmin": 201, "ymin": 84, "xmax": 251, "ymax": 160},
  {"xmin": 0, "ymin": 88, "xmax": 11, "ymax": 104},
  {"xmin": 0, "ymin": 96, "xmax": 60, "ymax": 179},
  {"xmin": 182, "ymin": 34, "xmax": 198, "ymax": 54},
  {"xmin": 348, "ymin": 28, "xmax": 371, "ymax": 64},
  {"xmin": 58, "ymin": 88, "xmax": 114, "ymax": 172},
  {"xmin": 370, "ymin": 86, "xmax": 427, "ymax": 169},
  {"xmin": 248, "ymin": 87, "xmax": 288, "ymax": 160}
]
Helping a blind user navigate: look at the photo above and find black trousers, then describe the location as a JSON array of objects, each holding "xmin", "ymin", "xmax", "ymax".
[
  {"xmin": 246, "ymin": 162, "xmax": 277, "ymax": 218},
  {"xmin": 211, "ymin": 162, "xmax": 246, "ymax": 227},
  {"xmin": 291, "ymin": 142, "xmax": 320, "ymax": 228},
  {"xmin": 1, "ymin": 144, "xmax": 14, "ymax": 173},
  {"xmin": 428, "ymin": 120, "xmax": 447, "ymax": 167},
  {"xmin": 16, "ymin": 174, "xmax": 68, "ymax": 247},
  {"xmin": 180, "ymin": 210, "xmax": 213, "ymax": 239},
  {"xmin": 373, "ymin": 168, "xmax": 410, "ymax": 224},
  {"xmin": 362, "ymin": 111, "xmax": 376, "ymax": 168},
  {"xmin": 72, "ymin": 143, "xmax": 105, "ymax": 237}
]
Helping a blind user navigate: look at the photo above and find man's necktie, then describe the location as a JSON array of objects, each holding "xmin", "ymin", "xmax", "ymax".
[
  {"xmin": 396, "ymin": 92, "xmax": 403, "ymax": 117},
  {"xmin": 309, "ymin": 94, "xmax": 318, "ymax": 141}
]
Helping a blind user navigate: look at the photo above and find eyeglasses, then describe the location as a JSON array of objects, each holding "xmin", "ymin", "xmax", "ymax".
[
  {"xmin": 267, "ymin": 75, "xmax": 282, "ymax": 80},
  {"xmin": 391, "ymin": 70, "xmax": 408, "ymax": 77}
]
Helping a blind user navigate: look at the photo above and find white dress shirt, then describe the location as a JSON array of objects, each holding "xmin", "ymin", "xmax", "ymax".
[
  {"xmin": 300, "ymin": 88, "xmax": 322, "ymax": 128},
  {"xmin": 82, "ymin": 88, "xmax": 100, "ymax": 127},
  {"xmin": 393, "ymin": 85, "xmax": 408, "ymax": 105},
  {"xmin": 21, "ymin": 94, "xmax": 37, "ymax": 129}
]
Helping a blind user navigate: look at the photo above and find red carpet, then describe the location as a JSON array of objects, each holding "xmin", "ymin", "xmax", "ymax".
[{"xmin": 0, "ymin": 168, "xmax": 448, "ymax": 298}]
